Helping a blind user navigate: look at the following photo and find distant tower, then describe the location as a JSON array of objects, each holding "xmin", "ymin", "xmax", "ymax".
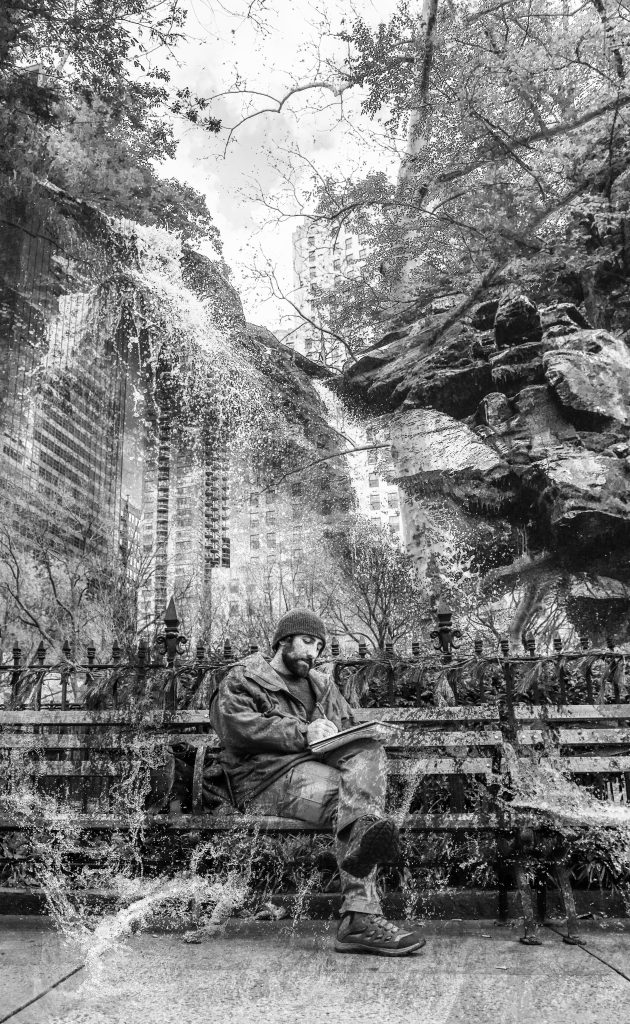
[{"xmin": 287, "ymin": 220, "xmax": 368, "ymax": 368}]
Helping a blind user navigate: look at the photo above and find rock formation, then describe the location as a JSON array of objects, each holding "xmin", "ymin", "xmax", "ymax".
[{"xmin": 343, "ymin": 291, "xmax": 630, "ymax": 642}]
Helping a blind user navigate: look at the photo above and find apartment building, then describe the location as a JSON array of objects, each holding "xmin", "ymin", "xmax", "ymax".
[
  {"xmin": 284, "ymin": 219, "xmax": 369, "ymax": 368},
  {"xmin": 271, "ymin": 220, "xmax": 404, "ymax": 546}
]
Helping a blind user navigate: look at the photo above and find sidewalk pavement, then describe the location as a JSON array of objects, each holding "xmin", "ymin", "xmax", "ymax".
[{"xmin": 2, "ymin": 915, "xmax": 630, "ymax": 1024}]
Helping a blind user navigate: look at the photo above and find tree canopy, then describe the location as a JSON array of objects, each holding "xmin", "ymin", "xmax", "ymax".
[
  {"xmin": 0, "ymin": 0, "xmax": 222, "ymax": 238},
  {"xmin": 215, "ymin": 0, "xmax": 630, "ymax": 348}
]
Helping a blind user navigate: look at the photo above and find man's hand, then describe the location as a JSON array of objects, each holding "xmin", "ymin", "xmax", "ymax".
[{"xmin": 307, "ymin": 718, "xmax": 338, "ymax": 745}]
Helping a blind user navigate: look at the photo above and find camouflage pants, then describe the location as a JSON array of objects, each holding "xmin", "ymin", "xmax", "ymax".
[{"xmin": 248, "ymin": 740, "xmax": 388, "ymax": 916}]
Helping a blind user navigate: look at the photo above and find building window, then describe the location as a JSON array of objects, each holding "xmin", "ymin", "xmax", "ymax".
[
  {"xmin": 266, "ymin": 510, "xmax": 276, "ymax": 526},
  {"xmin": 370, "ymin": 494, "xmax": 380, "ymax": 510},
  {"xmin": 250, "ymin": 492, "xmax": 259, "ymax": 507},
  {"xmin": 229, "ymin": 581, "xmax": 239, "ymax": 594},
  {"xmin": 229, "ymin": 602, "xmax": 239, "ymax": 616},
  {"xmin": 250, "ymin": 515, "xmax": 259, "ymax": 530},
  {"xmin": 267, "ymin": 533, "xmax": 276, "ymax": 548},
  {"xmin": 369, "ymin": 473, "xmax": 379, "ymax": 489},
  {"xmin": 251, "ymin": 535, "xmax": 260, "ymax": 551},
  {"xmin": 387, "ymin": 492, "xmax": 399, "ymax": 510},
  {"xmin": 291, "ymin": 482, "xmax": 302, "ymax": 497}
]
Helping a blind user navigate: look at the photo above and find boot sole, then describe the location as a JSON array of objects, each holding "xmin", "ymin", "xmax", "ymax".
[
  {"xmin": 334, "ymin": 938, "xmax": 426, "ymax": 957},
  {"xmin": 341, "ymin": 819, "xmax": 400, "ymax": 877}
]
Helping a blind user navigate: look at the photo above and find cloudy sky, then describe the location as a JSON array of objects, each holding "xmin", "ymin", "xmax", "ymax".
[{"xmin": 159, "ymin": 0, "xmax": 400, "ymax": 328}]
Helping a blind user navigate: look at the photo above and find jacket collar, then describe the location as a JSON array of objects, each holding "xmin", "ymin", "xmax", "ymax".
[{"xmin": 242, "ymin": 652, "xmax": 329, "ymax": 700}]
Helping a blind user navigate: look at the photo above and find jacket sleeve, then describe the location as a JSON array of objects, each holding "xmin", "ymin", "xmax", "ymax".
[
  {"xmin": 213, "ymin": 678, "xmax": 309, "ymax": 755},
  {"xmin": 320, "ymin": 675, "xmax": 357, "ymax": 731}
]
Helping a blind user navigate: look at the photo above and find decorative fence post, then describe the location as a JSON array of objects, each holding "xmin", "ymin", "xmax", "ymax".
[
  {"xmin": 111, "ymin": 640, "xmax": 121, "ymax": 708},
  {"xmin": 60, "ymin": 639, "xmax": 71, "ymax": 710},
  {"xmin": 85, "ymin": 645, "xmax": 96, "ymax": 707},
  {"xmin": 156, "ymin": 598, "xmax": 188, "ymax": 711},
  {"xmin": 136, "ymin": 638, "xmax": 147, "ymax": 702},
  {"xmin": 34, "ymin": 640, "xmax": 46, "ymax": 711},
  {"xmin": 10, "ymin": 643, "xmax": 21, "ymax": 706},
  {"xmin": 430, "ymin": 602, "xmax": 461, "ymax": 701},
  {"xmin": 523, "ymin": 632, "xmax": 539, "ymax": 702},
  {"xmin": 553, "ymin": 635, "xmax": 567, "ymax": 704},
  {"xmin": 580, "ymin": 633, "xmax": 594, "ymax": 703},
  {"xmin": 383, "ymin": 636, "xmax": 395, "ymax": 702},
  {"xmin": 499, "ymin": 636, "xmax": 515, "ymax": 735},
  {"xmin": 474, "ymin": 635, "xmax": 485, "ymax": 701}
]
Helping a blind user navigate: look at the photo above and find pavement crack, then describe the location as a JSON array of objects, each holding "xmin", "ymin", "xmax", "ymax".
[
  {"xmin": 545, "ymin": 924, "xmax": 630, "ymax": 984},
  {"xmin": 0, "ymin": 962, "xmax": 85, "ymax": 1023}
]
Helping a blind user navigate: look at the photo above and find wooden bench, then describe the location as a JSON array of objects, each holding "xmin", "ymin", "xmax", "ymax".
[{"xmin": 1, "ymin": 703, "xmax": 629, "ymax": 941}]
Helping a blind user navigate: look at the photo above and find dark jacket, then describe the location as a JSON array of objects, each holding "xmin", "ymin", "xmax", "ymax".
[{"xmin": 209, "ymin": 652, "xmax": 356, "ymax": 803}]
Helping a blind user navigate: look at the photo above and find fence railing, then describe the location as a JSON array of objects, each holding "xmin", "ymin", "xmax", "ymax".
[{"xmin": 0, "ymin": 599, "xmax": 627, "ymax": 711}]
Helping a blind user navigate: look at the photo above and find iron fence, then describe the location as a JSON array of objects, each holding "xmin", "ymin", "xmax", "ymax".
[{"xmin": 0, "ymin": 599, "xmax": 627, "ymax": 711}]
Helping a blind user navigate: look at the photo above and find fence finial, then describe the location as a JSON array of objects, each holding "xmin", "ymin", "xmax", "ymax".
[
  {"xmin": 430, "ymin": 601, "xmax": 461, "ymax": 662},
  {"xmin": 156, "ymin": 596, "xmax": 188, "ymax": 666}
]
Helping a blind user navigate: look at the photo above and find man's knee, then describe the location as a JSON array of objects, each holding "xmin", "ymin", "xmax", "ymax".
[{"xmin": 334, "ymin": 739, "xmax": 387, "ymax": 773}]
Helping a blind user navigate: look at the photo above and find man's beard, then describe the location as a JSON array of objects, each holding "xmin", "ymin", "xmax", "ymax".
[{"xmin": 281, "ymin": 647, "xmax": 312, "ymax": 678}]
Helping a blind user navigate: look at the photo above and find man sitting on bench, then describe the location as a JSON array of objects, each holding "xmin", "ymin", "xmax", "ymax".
[{"xmin": 210, "ymin": 608, "xmax": 425, "ymax": 957}]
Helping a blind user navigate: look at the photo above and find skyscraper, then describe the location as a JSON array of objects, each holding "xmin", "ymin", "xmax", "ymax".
[{"xmin": 276, "ymin": 219, "xmax": 404, "ymax": 546}]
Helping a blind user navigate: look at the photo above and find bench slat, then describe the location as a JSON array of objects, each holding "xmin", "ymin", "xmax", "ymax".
[
  {"xmin": 563, "ymin": 755, "xmax": 630, "ymax": 774},
  {"xmin": 0, "ymin": 733, "xmax": 213, "ymax": 750},
  {"xmin": 0, "ymin": 812, "xmax": 506, "ymax": 832},
  {"xmin": 15, "ymin": 756, "xmax": 496, "ymax": 779},
  {"xmin": 517, "ymin": 728, "xmax": 630, "ymax": 747},
  {"xmin": 354, "ymin": 707, "xmax": 501, "ymax": 723},
  {"xmin": 0, "ymin": 710, "xmax": 212, "ymax": 725},
  {"xmin": 514, "ymin": 705, "xmax": 630, "ymax": 722},
  {"xmin": 0, "ymin": 729, "xmax": 504, "ymax": 751}
]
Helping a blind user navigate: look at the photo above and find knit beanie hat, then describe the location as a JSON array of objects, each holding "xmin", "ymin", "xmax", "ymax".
[{"xmin": 272, "ymin": 608, "xmax": 327, "ymax": 651}]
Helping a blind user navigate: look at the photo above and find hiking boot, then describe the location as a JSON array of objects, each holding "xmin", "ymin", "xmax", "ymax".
[
  {"xmin": 340, "ymin": 815, "xmax": 400, "ymax": 878},
  {"xmin": 335, "ymin": 912, "xmax": 426, "ymax": 957}
]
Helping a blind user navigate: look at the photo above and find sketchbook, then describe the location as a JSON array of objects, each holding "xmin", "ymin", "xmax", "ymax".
[{"xmin": 308, "ymin": 721, "xmax": 391, "ymax": 755}]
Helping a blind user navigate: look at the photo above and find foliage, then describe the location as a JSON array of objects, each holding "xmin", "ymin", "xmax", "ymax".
[
  {"xmin": 0, "ymin": 0, "xmax": 221, "ymax": 239},
  {"xmin": 0, "ymin": 485, "xmax": 159, "ymax": 658},
  {"xmin": 324, "ymin": 516, "xmax": 428, "ymax": 648},
  {"xmin": 222, "ymin": 0, "xmax": 630, "ymax": 345}
]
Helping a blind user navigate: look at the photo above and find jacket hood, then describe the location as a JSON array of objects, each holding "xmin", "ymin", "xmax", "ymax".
[{"xmin": 238, "ymin": 651, "xmax": 331, "ymax": 701}]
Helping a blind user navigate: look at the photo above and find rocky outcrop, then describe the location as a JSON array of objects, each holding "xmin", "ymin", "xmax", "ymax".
[
  {"xmin": 543, "ymin": 328, "xmax": 630, "ymax": 428},
  {"xmin": 344, "ymin": 290, "xmax": 630, "ymax": 640}
]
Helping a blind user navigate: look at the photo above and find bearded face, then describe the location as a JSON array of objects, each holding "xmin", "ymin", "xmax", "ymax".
[{"xmin": 280, "ymin": 635, "xmax": 323, "ymax": 677}]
